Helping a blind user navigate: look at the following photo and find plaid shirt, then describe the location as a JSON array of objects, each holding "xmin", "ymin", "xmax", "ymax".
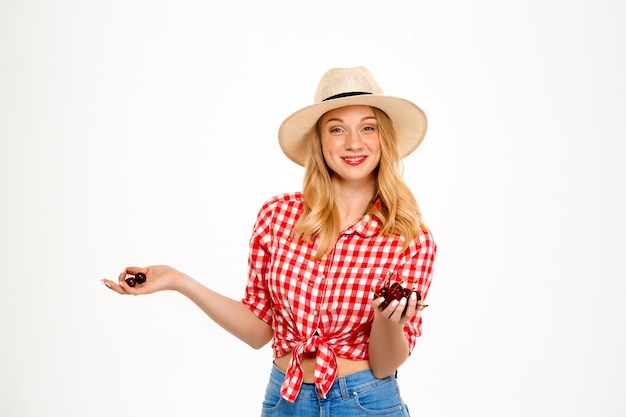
[{"xmin": 242, "ymin": 192, "xmax": 436, "ymax": 402}]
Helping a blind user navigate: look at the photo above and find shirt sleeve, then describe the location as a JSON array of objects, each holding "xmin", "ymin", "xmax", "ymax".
[
  {"xmin": 399, "ymin": 227, "xmax": 437, "ymax": 353},
  {"xmin": 241, "ymin": 201, "xmax": 275, "ymax": 324}
]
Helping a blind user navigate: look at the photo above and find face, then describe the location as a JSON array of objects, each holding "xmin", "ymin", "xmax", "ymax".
[{"xmin": 319, "ymin": 105, "xmax": 381, "ymax": 185}]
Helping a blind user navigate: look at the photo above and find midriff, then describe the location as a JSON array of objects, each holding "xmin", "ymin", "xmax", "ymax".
[{"xmin": 274, "ymin": 352, "xmax": 370, "ymax": 383}]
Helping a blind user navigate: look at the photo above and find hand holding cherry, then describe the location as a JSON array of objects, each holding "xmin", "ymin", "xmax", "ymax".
[
  {"xmin": 124, "ymin": 272, "xmax": 147, "ymax": 287},
  {"xmin": 372, "ymin": 272, "xmax": 427, "ymax": 317}
]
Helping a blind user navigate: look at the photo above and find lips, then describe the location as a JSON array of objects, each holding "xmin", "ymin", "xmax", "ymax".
[{"xmin": 342, "ymin": 156, "xmax": 367, "ymax": 166}]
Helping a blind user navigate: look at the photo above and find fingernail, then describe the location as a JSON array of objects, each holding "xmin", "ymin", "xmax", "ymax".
[
  {"xmin": 100, "ymin": 279, "xmax": 111, "ymax": 288},
  {"xmin": 400, "ymin": 297, "xmax": 407, "ymax": 305},
  {"xmin": 378, "ymin": 297, "xmax": 386, "ymax": 303},
  {"xmin": 410, "ymin": 292, "xmax": 417, "ymax": 300},
  {"xmin": 390, "ymin": 299, "xmax": 399, "ymax": 307}
]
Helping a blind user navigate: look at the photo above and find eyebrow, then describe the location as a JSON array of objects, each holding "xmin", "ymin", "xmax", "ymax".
[{"xmin": 324, "ymin": 116, "xmax": 377, "ymax": 124}]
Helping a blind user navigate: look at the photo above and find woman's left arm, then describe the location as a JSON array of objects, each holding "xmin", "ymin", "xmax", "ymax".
[
  {"xmin": 368, "ymin": 292, "xmax": 420, "ymax": 378},
  {"xmin": 368, "ymin": 229, "xmax": 436, "ymax": 378}
]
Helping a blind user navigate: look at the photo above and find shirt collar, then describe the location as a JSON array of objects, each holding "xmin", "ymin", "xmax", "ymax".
[{"xmin": 343, "ymin": 211, "xmax": 381, "ymax": 238}]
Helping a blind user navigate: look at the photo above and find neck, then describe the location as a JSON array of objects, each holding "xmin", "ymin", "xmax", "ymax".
[{"xmin": 332, "ymin": 179, "xmax": 376, "ymax": 229}]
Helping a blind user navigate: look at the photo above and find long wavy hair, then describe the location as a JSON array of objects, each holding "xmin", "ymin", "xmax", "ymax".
[{"xmin": 292, "ymin": 107, "xmax": 425, "ymax": 259}]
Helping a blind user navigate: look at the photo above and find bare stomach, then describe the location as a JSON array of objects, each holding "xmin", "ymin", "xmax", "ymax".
[{"xmin": 274, "ymin": 352, "xmax": 370, "ymax": 383}]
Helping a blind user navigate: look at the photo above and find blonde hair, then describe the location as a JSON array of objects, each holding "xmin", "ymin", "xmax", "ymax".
[{"xmin": 292, "ymin": 107, "xmax": 425, "ymax": 259}]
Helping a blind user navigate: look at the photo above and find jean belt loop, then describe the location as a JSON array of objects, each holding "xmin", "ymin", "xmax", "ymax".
[{"xmin": 338, "ymin": 375, "xmax": 350, "ymax": 400}]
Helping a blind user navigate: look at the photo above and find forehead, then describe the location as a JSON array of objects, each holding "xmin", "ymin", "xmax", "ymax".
[{"xmin": 320, "ymin": 105, "xmax": 376, "ymax": 122}]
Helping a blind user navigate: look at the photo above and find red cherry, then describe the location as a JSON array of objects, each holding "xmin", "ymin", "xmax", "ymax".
[
  {"xmin": 401, "ymin": 287, "xmax": 413, "ymax": 299},
  {"xmin": 135, "ymin": 272, "xmax": 147, "ymax": 284},
  {"xmin": 125, "ymin": 277, "xmax": 137, "ymax": 287},
  {"xmin": 373, "ymin": 287, "xmax": 391, "ymax": 308},
  {"xmin": 387, "ymin": 283, "xmax": 403, "ymax": 301},
  {"xmin": 373, "ymin": 287, "xmax": 387, "ymax": 299},
  {"xmin": 372, "ymin": 276, "xmax": 422, "ymax": 316}
]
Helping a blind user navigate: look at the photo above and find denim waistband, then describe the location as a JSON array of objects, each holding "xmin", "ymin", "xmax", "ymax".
[{"xmin": 270, "ymin": 364, "xmax": 396, "ymax": 400}]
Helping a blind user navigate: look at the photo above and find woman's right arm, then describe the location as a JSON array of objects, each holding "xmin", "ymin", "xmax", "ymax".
[{"xmin": 101, "ymin": 265, "xmax": 274, "ymax": 349}]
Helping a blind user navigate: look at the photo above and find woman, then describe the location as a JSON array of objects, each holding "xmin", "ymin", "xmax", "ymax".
[{"xmin": 101, "ymin": 66, "xmax": 436, "ymax": 416}]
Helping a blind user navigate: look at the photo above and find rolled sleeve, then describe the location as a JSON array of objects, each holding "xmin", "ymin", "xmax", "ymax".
[{"xmin": 400, "ymin": 227, "xmax": 437, "ymax": 352}]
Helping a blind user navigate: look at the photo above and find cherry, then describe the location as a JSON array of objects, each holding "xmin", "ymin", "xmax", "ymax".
[
  {"xmin": 124, "ymin": 272, "xmax": 146, "ymax": 287},
  {"xmin": 135, "ymin": 272, "xmax": 147, "ymax": 284},
  {"xmin": 373, "ymin": 273, "xmax": 422, "ymax": 316}
]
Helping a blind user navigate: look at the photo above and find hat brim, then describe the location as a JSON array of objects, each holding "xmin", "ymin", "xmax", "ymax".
[{"xmin": 278, "ymin": 95, "xmax": 428, "ymax": 166}]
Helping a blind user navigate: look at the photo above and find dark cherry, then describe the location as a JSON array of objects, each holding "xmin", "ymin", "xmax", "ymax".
[
  {"xmin": 125, "ymin": 277, "xmax": 137, "ymax": 287},
  {"xmin": 373, "ymin": 275, "xmax": 422, "ymax": 316},
  {"xmin": 135, "ymin": 272, "xmax": 147, "ymax": 284}
]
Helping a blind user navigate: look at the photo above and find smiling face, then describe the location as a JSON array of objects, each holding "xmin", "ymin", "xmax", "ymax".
[{"xmin": 319, "ymin": 105, "xmax": 382, "ymax": 186}]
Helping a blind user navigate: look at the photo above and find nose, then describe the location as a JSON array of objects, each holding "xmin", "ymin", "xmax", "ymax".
[{"xmin": 344, "ymin": 132, "xmax": 364, "ymax": 151}]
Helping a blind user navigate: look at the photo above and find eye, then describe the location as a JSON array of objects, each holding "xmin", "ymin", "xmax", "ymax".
[
  {"xmin": 362, "ymin": 125, "xmax": 376, "ymax": 132},
  {"xmin": 329, "ymin": 126, "xmax": 344, "ymax": 133}
]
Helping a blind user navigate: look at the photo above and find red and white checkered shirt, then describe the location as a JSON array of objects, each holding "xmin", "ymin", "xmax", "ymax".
[{"xmin": 242, "ymin": 192, "xmax": 436, "ymax": 402}]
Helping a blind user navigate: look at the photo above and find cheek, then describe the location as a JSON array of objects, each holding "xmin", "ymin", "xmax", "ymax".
[
  {"xmin": 321, "ymin": 136, "xmax": 341, "ymax": 155},
  {"xmin": 320, "ymin": 143, "xmax": 335, "ymax": 167},
  {"xmin": 368, "ymin": 138, "xmax": 382, "ymax": 158},
  {"xmin": 371, "ymin": 153, "xmax": 382, "ymax": 168}
]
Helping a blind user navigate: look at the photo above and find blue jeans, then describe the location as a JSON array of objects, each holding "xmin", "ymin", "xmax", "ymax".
[{"xmin": 260, "ymin": 365, "xmax": 411, "ymax": 417}]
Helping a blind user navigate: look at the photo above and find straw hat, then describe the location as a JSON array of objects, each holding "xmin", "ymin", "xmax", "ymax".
[{"xmin": 278, "ymin": 66, "xmax": 428, "ymax": 166}]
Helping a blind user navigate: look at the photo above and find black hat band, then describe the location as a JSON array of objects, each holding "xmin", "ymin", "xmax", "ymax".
[{"xmin": 322, "ymin": 91, "xmax": 373, "ymax": 101}]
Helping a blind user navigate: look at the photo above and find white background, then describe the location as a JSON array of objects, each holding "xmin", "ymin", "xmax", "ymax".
[{"xmin": 1, "ymin": 1, "xmax": 625, "ymax": 416}]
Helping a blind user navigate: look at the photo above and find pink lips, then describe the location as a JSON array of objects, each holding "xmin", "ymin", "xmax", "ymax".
[{"xmin": 342, "ymin": 156, "xmax": 367, "ymax": 166}]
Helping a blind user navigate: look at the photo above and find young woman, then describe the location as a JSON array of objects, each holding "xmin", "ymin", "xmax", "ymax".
[{"xmin": 102, "ymin": 66, "xmax": 436, "ymax": 416}]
